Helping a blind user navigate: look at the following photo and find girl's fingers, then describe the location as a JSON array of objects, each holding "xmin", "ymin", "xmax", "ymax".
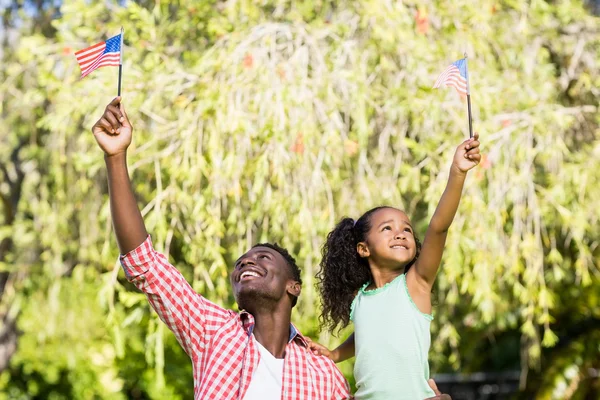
[
  {"xmin": 465, "ymin": 140, "xmax": 480, "ymax": 151},
  {"xmin": 468, "ymin": 154, "xmax": 481, "ymax": 163},
  {"xmin": 465, "ymin": 148, "xmax": 479, "ymax": 158},
  {"xmin": 428, "ymin": 379, "xmax": 441, "ymax": 395}
]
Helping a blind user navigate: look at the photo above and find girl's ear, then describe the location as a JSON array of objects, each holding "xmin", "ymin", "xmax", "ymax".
[{"xmin": 357, "ymin": 242, "xmax": 370, "ymax": 258}]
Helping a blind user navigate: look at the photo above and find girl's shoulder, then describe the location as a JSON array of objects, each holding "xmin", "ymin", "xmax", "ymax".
[{"xmin": 349, "ymin": 287, "xmax": 363, "ymax": 321}]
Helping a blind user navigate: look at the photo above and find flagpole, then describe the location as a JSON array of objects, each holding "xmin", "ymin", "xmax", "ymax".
[
  {"xmin": 118, "ymin": 27, "xmax": 124, "ymax": 97},
  {"xmin": 464, "ymin": 52, "xmax": 473, "ymax": 138}
]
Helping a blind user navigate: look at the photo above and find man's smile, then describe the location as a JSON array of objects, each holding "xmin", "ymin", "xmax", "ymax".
[
  {"xmin": 240, "ymin": 270, "xmax": 262, "ymax": 280},
  {"xmin": 236, "ymin": 265, "xmax": 266, "ymax": 282}
]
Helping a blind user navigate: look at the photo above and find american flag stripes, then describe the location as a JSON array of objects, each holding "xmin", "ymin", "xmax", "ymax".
[
  {"xmin": 433, "ymin": 58, "xmax": 469, "ymax": 95},
  {"xmin": 74, "ymin": 34, "xmax": 122, "ymax": 79}
]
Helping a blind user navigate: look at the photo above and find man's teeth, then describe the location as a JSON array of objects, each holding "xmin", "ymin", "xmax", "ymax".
[{"xmin": 241, "ymin": 271, "xmax": 260, "ymax": 279}]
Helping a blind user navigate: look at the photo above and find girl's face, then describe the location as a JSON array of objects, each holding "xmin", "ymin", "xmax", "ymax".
[{"xmin": 358, "ymin": 208, "xmax": 417, "ymax": 269}]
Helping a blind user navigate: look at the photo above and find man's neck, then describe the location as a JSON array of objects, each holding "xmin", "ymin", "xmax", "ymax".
[{"xmin": 251, "ymin": 305, "xmax": 292, "ymax": 359}]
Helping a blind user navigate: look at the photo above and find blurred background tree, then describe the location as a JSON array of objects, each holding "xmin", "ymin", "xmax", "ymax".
[{"xmin": 0, "ymin": 0, "xmax": 598, "ymax": 398}]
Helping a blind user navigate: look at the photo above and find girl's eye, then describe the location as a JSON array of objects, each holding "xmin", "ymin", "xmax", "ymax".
[
  {"xmin": 382, "ymin": 226, "xmax": 391, "ymax": 231},
  {"xmin": 404, "ymin": 228, "xmax": 412, "ymax": 233}
]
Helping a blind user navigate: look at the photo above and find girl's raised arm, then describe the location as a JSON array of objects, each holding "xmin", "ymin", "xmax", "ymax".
[{"xmin": 411, "ymin": 133, "xmax": 481, "ymax": 289}]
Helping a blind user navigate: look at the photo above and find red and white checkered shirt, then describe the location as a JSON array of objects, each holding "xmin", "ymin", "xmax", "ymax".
[{"xmin": 121, "ymin": 236, "xmax": 352, "ymax": 400}]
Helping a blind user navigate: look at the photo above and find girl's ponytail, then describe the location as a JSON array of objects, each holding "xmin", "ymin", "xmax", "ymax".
[
  {"xmin": 317, "ymin": 217, "xmax": 371, "ymax": 333},
  {"xmin": 317, "ymin": 206, "xmax": 422, "ymax": 333}
]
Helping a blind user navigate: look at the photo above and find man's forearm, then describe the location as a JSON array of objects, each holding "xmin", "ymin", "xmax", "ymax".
[{"xmin": 105, "ymin": 152, "xmax": 148, "ymax": 254}]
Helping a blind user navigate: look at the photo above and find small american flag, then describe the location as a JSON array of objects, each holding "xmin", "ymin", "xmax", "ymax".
[
  {"xmin": 75, "ymin": 34, "xmax": 122, "ymax": 79},
  {"xmin": 433, "ymin": 58, "xmax": 468, "ymax": 95}
]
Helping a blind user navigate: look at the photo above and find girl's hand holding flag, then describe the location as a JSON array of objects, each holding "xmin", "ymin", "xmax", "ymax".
[{"xmin": 453, "ymin": 132, "xmax": 481, "ymax": 174}]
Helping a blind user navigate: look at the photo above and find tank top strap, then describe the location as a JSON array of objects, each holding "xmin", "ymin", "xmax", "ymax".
[{"xmin": 350, "ymin": 281, "xmax": 370, "ymax": 321}]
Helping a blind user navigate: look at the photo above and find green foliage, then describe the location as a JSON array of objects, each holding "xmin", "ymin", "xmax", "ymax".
[{"xmin": 0, "ymin": 0, "xmax": 598, "ymax": 398}]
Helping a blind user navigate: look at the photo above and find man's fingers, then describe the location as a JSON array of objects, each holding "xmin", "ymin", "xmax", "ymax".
[
  {"xmin": 109, "ymin": 96, "xmax": 121, "ymax": 107},
  {"xmin": 107, "ymin": 104, "xmax": 124, "ymax": 122},
  {"xmin": 104, "ymin": 109, "xmax": 121, "ymax": 132},
  {"xmin": 119, "ymin": 102, "xmax": 132, "ymax": 127},
  {"xmin": 96, "ymin": 118, "xmax": 115, "ymax": 134}
]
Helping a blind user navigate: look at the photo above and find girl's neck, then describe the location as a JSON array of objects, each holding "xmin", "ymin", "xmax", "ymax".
[{"xmin": 368, "ymin": 265, "xmax": 404, "ymax": 289}]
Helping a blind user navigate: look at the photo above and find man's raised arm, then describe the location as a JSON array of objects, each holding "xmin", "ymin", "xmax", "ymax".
[
  {"xmin": 91, "ymin": 98, "xmax": 233, "ymax": 359},
  {"xmin": 91, "ymin": 96, "xmax": 147, "ymax": 254}
]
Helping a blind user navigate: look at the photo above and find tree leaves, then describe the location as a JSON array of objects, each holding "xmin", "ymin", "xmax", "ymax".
[{"xmin": 0, "ymin": 0, "xmax": 598, "ymax": 398}]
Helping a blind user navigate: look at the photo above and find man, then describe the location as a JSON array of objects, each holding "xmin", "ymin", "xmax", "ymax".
[{"xmin": 92, "ymin": 97, "xmax": 450, "ymax": 399}]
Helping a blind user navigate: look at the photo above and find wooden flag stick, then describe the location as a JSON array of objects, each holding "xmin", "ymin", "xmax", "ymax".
[
  {"xmin": 464, "ymin": 52, "xmax": 473, "ymax": 138},
  {"xmin": 118, "ymin": 27, "xmax": 124, "ymax": 96}
]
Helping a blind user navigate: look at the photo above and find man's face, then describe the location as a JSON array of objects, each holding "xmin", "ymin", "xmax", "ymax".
[{"xmin": 230, "ymin": 246, "xmax": 300, "ymax": 311}]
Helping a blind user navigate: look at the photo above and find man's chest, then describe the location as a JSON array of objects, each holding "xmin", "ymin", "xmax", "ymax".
[{"xmin": 192, "ymin": 329, "xmax": 337, "ymax": 400}]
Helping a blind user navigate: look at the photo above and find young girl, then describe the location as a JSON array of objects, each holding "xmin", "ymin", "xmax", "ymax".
[{"xmin": 311, "ymin": 134, "xmax": 481, "ymax": 399}]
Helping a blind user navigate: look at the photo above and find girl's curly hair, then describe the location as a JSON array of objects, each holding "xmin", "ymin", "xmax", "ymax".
[{"xmin": 316, "ymin": 206, "xmax": 421, "ymax": 333}]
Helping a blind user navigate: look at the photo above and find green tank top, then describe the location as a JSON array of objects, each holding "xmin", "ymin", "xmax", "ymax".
[{"xmin": 350, "ymin": 273, "xmax": 435, "ymax": 399}]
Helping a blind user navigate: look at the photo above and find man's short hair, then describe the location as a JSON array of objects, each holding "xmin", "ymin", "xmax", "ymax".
[{"xmin": 253, "ymin": 243, "xmax": 302, "ymax": 307}]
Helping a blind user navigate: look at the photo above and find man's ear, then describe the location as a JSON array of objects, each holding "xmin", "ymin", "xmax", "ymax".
[
  {"xmin": 287, "ymin": 281, "xmax": 301, "ymax": 298},
  {"xmin": 357, "ymin": 241, "xmax": 370, "ymax": 258}
]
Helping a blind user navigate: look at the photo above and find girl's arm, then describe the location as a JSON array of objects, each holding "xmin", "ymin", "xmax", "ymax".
[
  {"xmin": 308, "ymin": 333, "xmax": 355, "ymax": 363},
  {"xmin": 412, "ymin": 133, "xmax": 481, "ymax": 289}
]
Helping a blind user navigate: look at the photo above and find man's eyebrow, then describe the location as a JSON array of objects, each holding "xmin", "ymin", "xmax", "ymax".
[
  {"xmin": 255, "ymin": 249, "xmax": 273, "ymax": 256},
  {"xmin": 235, "ymin": 248, "xmax": 275, "ymax": 264}
]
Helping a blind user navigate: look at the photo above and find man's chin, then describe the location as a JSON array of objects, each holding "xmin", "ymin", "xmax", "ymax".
[
  {"xmin": 235, "ymin": 287, "xmax": 262, "ymax": 309},
  {"xmin": 235, "ymin": 287, "xmax": 279, "ymax": 311}
]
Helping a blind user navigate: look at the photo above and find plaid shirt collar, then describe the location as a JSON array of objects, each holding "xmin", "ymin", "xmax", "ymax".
[{"xmin": 239, "ymin": 310, "xmax": 309, "ymax": 347}]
